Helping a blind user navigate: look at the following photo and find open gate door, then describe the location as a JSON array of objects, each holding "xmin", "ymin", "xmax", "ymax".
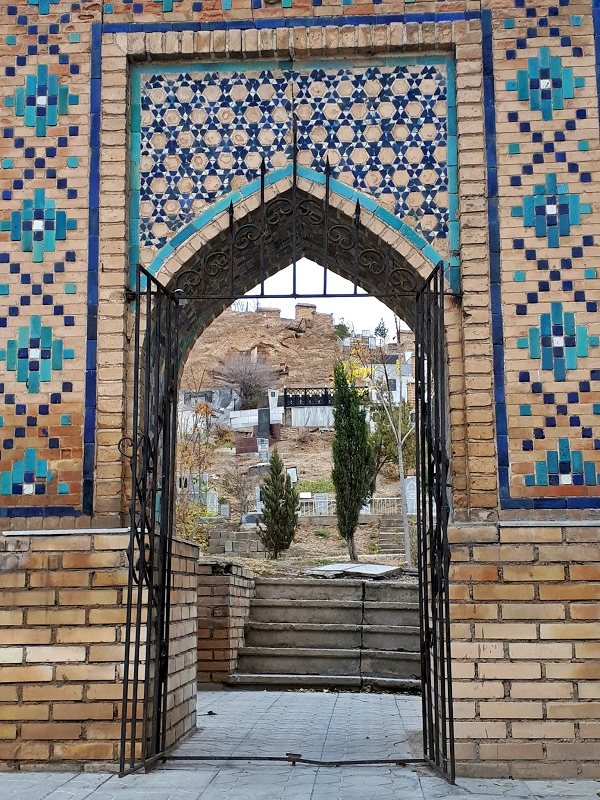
[
  {"xmin": 415, "ymin": 263, "xmax": 455, "ymax": 783},
  {"xmin": 120, "ymin": 266, "xmax": 180, "ymax": 775}
]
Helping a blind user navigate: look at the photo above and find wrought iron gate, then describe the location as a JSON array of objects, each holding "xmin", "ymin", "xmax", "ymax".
[
  {"xmin": 120, "ymin": 266, "xmax": 180, "ymax": 776},
  {"xmin": 119, "ymin": 153, "xmax": 455, "ymax": 782},
  {"xmin": 415, "ymin": 263, "xmax": 455, "ymax": 782}
]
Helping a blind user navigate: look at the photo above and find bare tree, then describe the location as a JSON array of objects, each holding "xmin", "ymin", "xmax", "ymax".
[
  {"xmin": 212, "ymin": 354, "xmax": 280, "ymax": 410},
  {"xmin": 352, "ymin": 319, "xmax": 415, "ymax": 564},
  {"xmin": 221, "ymin": 464, "xmax": 254, "ymax": 523}
]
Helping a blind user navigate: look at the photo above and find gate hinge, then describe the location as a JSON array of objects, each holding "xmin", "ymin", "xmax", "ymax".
[{"xmin": 125, "ymin": 288, "xmax": 137, "ymax": 304}]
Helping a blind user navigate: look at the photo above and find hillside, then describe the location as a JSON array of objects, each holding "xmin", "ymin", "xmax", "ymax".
[{"xmin": 182, "ymin": 304, "xmax": 342, "ymax": 390}]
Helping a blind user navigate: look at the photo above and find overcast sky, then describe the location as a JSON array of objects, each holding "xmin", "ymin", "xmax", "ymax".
[{"xmin": 244, "ymin": 259, "xmax": 408, "ymax": 336}]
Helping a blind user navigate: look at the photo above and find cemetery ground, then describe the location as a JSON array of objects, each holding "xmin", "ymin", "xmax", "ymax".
[{"xmin": 1, "ymin": 690, "xmax": 599, "ymax": 800}]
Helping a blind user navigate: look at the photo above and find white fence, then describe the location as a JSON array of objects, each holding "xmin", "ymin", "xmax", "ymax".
[{"xmin": 298, "ymin": 497, "xmax": 408, "ymax": 517}]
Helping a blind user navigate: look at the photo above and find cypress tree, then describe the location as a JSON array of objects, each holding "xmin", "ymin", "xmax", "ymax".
[
  {"xmin": 332, "ymin": 361, "xmax": 375, "ymax": 561},
  {"xmin": 258, "ymin": 450, "xmax": 299, "ymax": 559}
]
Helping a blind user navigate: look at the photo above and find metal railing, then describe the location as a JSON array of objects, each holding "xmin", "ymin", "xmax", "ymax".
[
  {"xmin": 283, "ymin": 387, "xmax": 334, "ymax": 407},
  {"xmin": 297, "ymin": 497, "xmax": 405, "ymax": 517}
]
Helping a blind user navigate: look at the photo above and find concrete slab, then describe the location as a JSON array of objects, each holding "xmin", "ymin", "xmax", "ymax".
[
  {"xmin": 305, "ymin": 563, "xmax": 362, "ymax": 577},
  {"xmin": 1, "ymin": 693, "xmax": 599, "ymax": 799},
  {"xmin": 343, "ymin": 564, "xmax": 404, "ymax": 579},
  {"xmin": 305, "ymin": 563, "xmax": 403, "ymax": 578}
]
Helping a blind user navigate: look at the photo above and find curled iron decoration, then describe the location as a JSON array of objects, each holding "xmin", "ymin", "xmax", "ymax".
[
  {"xmin": 203, "ymin": 249, "xmax": 229, "ymax": 278},
  {"xmin": 233, "ymin": 222, "xmax": 263, "ymax": 252},
  {"xmin": 297, "ymin": 197, "xmax": 324, "ymax": 226},
  {"xmin": 358, "ymin": 247, "xmax": 386, "ymax": 276},
  {"xmin": 328, "ymin": 223, "xmax": 356, "ymax": 252},
  {"xmin": 265, "ymin": 196, "xmax": 293, "ymax": 227},
  {"xmin": 175, "ymin": 269, "xmax": 203, "ymax": 295},
  {"xmin": 118, "ymin": 436, "xmax": 134, "ymax": 459},
  {"xmin": 388, "ymin": 265, "xmax": 419, "ymax": 294}
]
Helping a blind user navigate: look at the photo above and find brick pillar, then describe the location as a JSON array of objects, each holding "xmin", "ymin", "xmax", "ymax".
[
  {"xmin": 197, "ymin": 562, "xmax": 255, "ymax": 685},
  {"xmin": 450, "ymin": 523, "xmax": 600, "ymax": 779}
]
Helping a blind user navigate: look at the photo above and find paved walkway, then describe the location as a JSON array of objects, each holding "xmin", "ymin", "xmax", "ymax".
[{"xmin": 1, "ymin": 691, "xmax": 599, "ymax": 800}]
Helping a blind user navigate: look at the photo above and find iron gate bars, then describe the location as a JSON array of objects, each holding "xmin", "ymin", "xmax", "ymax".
[
  {"xmin": 173, "ymin": 129, "xmax": 419, "ymax": 303},
  {"xmin": 415, "ymin": 262, "xmax": 455, "ymax": 783},
  {"xmin": 120, "ymin": 265, "xmax": 180, "ymax": 776}
]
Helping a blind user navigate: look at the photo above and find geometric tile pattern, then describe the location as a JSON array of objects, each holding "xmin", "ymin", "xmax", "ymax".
[
  {"xmin": 136, "ymin": 62, "xmax": 453, "ymax": 260},
  {"xmin": 497, "ymin": 0, "xmax": 600, "ymax": 505},
  {"xmin": 0, "ymin": 190, "xmax": 78, "ymax": 263},
  {"xmin": 505, "ymin": 46, "xmax": 585, "ymax": 121},
  {"xmin": 4, "ymin": 65, "xmax": 79, "ymax": 137},
  {"xmin": 0, "ymin": 316, "xmax": 75, "ymax": 395},
  {"xmin": 0, "ymin": 2, "xmax": 89, "ymax": 512}
]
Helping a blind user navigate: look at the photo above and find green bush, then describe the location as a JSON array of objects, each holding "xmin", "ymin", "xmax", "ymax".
[{"xmin": 297, "ymin": 477, "xmax": 335, "ymax": 494}]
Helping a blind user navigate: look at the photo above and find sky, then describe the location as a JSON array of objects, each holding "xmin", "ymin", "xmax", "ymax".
[{"xmin": 244, "ymin": 258, "xmax": 407, "ymax": 337}]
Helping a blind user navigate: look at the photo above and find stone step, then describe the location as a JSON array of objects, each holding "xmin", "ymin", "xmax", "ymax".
[
  {"xmin": 236, "ymin": 646, "xmax": 360, "ymax": 676},
  {"xmin": 249, "ymin": 599, "xmax": 419, "ymax": 627},
  {"xmin": 245, "ymin": 622, "xmax": 361, "ymax": 649},
  {"xmin": 361, "ymin": 649, "xmax": 421, "ymax": 680},
  {"xmin": 244, "ymin": 622, "xmax": 420, "ymax": 651},
  {"xmin": 227, "ymin": 673, "xmax": 420, "ymax": 692},
  {"xmin": 254, "ymin": 578, "xmax": 418, "ymax": 604},
  {"xmin": 364, "ymin": 583, "xmax": 418, "ymax": 604},
  {"xmin": 250, "ymin": 599, "xmax": 363, "ymax": 625},
  {"xmin": 363, "ymin": 602, "xmax": 420, "ymax": 627},
  {"xmin": 254, "ymin": 578, "xmax": 363, "ymax": 602},
  {"xmin": 236, "ymin": 646, "xmax": 421, "ymax": 679},
  {"xmin": 363, "ymin": 625, "xmax": 420, "ymax": 652}
]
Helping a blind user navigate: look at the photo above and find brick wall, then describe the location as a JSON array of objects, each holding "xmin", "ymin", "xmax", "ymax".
[
  {"xmin": 0, "ymin": 531, "xmax": 199, "ymax": 769},
  {"xmin": 450, "ymin": 523, "xmax": 600, "ymax": 779},
  {"xmin": 165, "ymin": 538, "xmax": 199, "ymax": 751},
  {"xmin": 0, "ymin": 531, "xmax": 129, "ymax": 768},
  {"xmin": 197, "ymin": 562, "xmax": 255, "ymax": 685}
]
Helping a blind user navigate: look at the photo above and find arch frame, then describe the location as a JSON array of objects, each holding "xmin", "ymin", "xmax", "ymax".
[{"xmin": 94, "ymin": 17, "xmax": 494, "ymax": 528}]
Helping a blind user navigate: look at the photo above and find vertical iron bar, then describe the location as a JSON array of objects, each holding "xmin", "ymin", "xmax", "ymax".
[
  {"xmin": 135, "ymin": 275, "xmax": 154, "ymax": 765},
  {"xmin": 439, "ymin": 268, "xmax": 455, "ymax": 783},
  {"xmin": 323, "ymin": 157, "xmax": 330, "ymax": 296},
  {"xmin": 228, "ymin": 201, "xmax": 235, "ymax": 297},
  {"xmin": 120, "ymin": 265, "xmax": 142, "ymax": 774},
  {"xmin": 260, "ymin": 158, "xmax": 266, "ymax": 298},
  {"xmin": 291, "ymin": 119, "xmax": 297, "ymax": 297},
  {"xmin": 353, "ymin": 200, "xmax": 360, "ymax": 295},
  {"xmin": 415, "ymin": 296, "xmax": 428, "ymax": 763}
]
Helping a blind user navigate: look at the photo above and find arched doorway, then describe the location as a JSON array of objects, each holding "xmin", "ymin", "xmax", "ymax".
[{"xmin": 119, "ymin": 155, "xmax": 454, "ymax": 782}]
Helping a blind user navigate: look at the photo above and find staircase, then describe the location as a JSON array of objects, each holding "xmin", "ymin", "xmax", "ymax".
[
  {"xmin": 378, "ymin": 517, "xmax": 406, "ymax": 555},
  {"xmin": 228, "ymin": 578, "xmax": 421, "ymax": 691}
]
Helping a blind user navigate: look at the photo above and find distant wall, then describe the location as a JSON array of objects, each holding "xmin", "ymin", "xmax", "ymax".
[{"xmin": 197, "ymin": 563, "xmax": 255, "ymax": 685}]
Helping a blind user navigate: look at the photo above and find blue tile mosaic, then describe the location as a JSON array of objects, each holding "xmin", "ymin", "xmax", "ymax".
[
  {"xmin": 133, "ymin": 59, "xmax": 456, "ymax": 267},
  {"xmin": 494, "ymin": 0, "xmax": 600, "ymax": 504}
]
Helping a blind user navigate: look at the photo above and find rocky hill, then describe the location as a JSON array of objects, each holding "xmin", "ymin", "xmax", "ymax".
[{"xmin": 182, "ymin": 304, "xmax": 342, "ymax": 391}]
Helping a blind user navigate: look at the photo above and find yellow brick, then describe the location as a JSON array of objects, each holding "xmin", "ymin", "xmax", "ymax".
[
  {"xmin": 512, "ymin": 721, "xmax": 574, "ymax": 739},
  {"xmin": 511, "ymin": 681, "xmax": 572, "ymax": 699},
  {"xmin": 479, "ymin": 701, "xmax": 543, "ymax": 719},
  {"xmin": 473, "ymin": 584, "xmax": 534, "ymax": 601},
  {"xmin": 499, "ymin": 527, "xmax": 563, "ymax": 543},
  {"xmin": 508, "ymin": 642, "xmax": 572, "ymax": 660},
  {"xmin": 454, "ymin": 721, "xmax": 506, "ymax": 739},
  {"xmin": 541, "ymin": 623, "xmax": 600, "ymax": 640},
  {"xmin": 472, "ymin": 545, "xmax": 534, "ymax": 562},
  {"xmin": 0, "ymin": 665, "xmax": 53, "ymax": 683},
  {"xmin": 474, "ymin": 623, "xmax": 537, "ymax": 640},
  {"xmin": 547, "ymin": 702, "xmax": 600, "ymax": 719},
  {"xmin": 0, "ymin": 648, "xmax": 23, "ymax": 664},
  {"xmin": 502, "ymin": 603, "xmax": 565, "ymax": 620},
  {"xmin": 503, "ymin": 565, "xmax": 565, "ymax": 582},
  {"xmin": 478, "ymin": 662, "xmax": 541, "ymax": 680},
  {"xmin": 26, "ymin": 646, "xmax": 86, "ymax": 663}
]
